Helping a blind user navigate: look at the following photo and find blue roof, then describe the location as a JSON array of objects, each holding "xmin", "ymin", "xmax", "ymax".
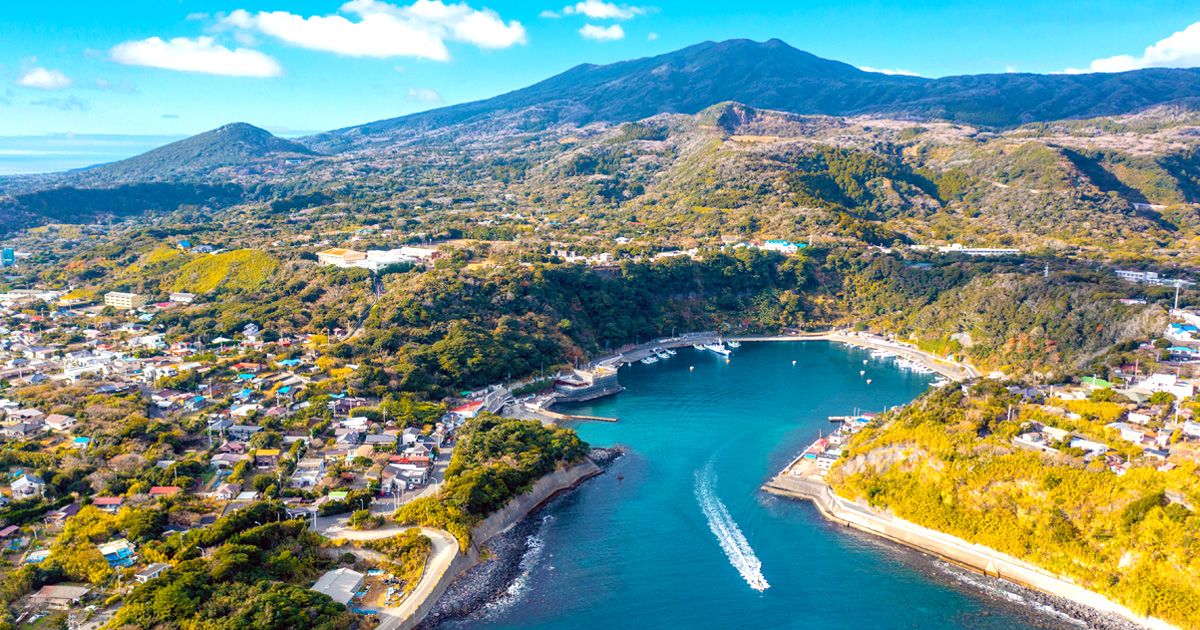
[
  {"xmin": 278, "ymin": 358, "xmax": 301, "ymax": 366},
  {"xmin": 278, "ymin": 386, "xmax": 291, "ymax": 394},
  {"xmin": 1170, "ymin": 323, "xmax": 1199, "ymax": 331},
  {"xmin": 73, "ymin": 437, "xmax": 90, "ymax": 443}
]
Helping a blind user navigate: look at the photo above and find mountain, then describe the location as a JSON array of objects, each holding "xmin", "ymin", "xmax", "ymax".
[
  {"xmin": 80, "ymin": 122, "xmax": 317, "ymax": 182},
  {"xmin": 306, "ymin": 38, "xmax": 1200, "ymax": 151}
]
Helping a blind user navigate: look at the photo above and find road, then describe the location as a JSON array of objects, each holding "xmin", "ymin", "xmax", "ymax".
[{"xmin": 366, "ymin": 527, "xmax": 459, "ymax": 630}]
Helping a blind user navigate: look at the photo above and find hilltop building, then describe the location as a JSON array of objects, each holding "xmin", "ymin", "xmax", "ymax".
[{"xmin": 104, "ymin": 292, "xmax": 147, "ymax": 310}]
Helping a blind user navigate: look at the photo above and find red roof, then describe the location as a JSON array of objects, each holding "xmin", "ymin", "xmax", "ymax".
[
  {"xmin": 149, "ymin": 486, "xmax": 182, "ymax": 496},
  {"xmin": 452, "ymin": 401, "xmax": 484, "ymax": 413},
  {"xmin": 93, "ymin": 496, "xmax": 124, "ymax": 506},
  {"xmin": 0, "ymin": 525, "xmax": 19, "ymax": 537}
]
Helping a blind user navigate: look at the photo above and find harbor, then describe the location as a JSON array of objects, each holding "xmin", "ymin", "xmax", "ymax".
[{"xmin": 457, "ymin": 341, "xmax": 1104, "ymax": 630}]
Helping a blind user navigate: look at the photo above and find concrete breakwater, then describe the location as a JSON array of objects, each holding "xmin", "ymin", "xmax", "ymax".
[
  {"xmin": 398, "ymin": 458, "xmax": 603, "ymax": 629},
  {"xmin": 762, "ymin": 474, "xmax": 1172, "ymax": 630}
]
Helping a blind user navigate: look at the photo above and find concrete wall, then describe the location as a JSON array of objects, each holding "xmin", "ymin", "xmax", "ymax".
[
  {"xmin": 764, "ymin": 476, "xmax": 1172, "ymax": 630},
  {"xmin": 397, "ymin": 458, "xmax": 602, "ymax": 629},
  {"xmin": 472, "ymin": 459, "xmax": 602, "ymax": 544}
]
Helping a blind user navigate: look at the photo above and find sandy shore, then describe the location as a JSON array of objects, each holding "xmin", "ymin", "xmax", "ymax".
[
  {"xmin": 763, "ymin": 473, "xmax": 1172, "ymax": 630},
  {"xmin": 727, "ymin": 331, "xmax": 979, "ymax": 382}
]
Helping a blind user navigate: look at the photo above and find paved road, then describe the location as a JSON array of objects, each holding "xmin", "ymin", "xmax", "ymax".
[{"xmin": 374, "ymin": 527, "xmax": 459, "ymax": 630}]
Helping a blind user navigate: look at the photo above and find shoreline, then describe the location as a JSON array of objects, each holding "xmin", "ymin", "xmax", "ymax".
[
  {"xmin": 762, "ymin": 472, "xmax": 1172, "ymax": 630},
  {"xmin": 416, "ymin": 447, "xmax": 624, "ymax": 629},
  {"xmin": 397, "ymin": 456, "xmax": 605, "ymax": 630},
  {"xmin": 725, "ymin": 331, "xmax": 978, "ymax": 382},
  {"xmin": 587, "ymin": 330, "xmax": 977, "ymax": 383}
]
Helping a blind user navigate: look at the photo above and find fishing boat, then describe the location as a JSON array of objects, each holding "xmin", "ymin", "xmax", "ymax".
[
  {"xmin": 654, "ymin": 347, "xmax": 671, "ymax": 359},
  {"xmin": 703, "ymin": 342, "xmax": 732, "ymax": 356},
  {"xmin": 665, "ymin": 348, "xmax": 678, "ymax": 356},
  {"xmin": 640, "ymin": 356, "xmax": 659, "ymax": 365},
  {"xmin": 726, "ymin": 340, "xmax": 741, "ymax": 348},
  {"xmin": 692, "ymin": 343, "xmax": 706, "ymax": 350}
]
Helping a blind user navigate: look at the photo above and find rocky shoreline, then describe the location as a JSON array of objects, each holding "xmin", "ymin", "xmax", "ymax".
[{"xmin": 415, "ymin": 446, "xmax": 625, "ymax": 630}]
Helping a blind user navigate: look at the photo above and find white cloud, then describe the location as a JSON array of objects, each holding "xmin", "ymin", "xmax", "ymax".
[
  {"xmin": 110, "ymin": 36, "xmax": 282, "ymax": 77},
  {"xmin": 646, "ymin": 31, "xmax": 658, "ymax": 41},
  {"xmin": 562, "ymin": 0, "xmax": 644, "ymax": 20},
  {"xmin": 222, "ymin": 0, "xmax": 526, "ymax": 62},
  {"xmin": 539, "ymin": 9, "xmax": 561, "ymax": 18},
  {"xmin": 579, "ymin": 23, "xmax": 624, "ymax": 41},
  {"xmin": 17, "ymin": 67, "xmax": 72, "ymax": 90},
  {"xmin": 407, "ymin": 87, "xmax": 443, "ymax": 103},
  {"xmin": 1064, "ymin": 21, "xmax": 1200, "ymax": 74},
  {"xmin": 858, "ymin": 66, "xmax": 920, "ymax": 77}
]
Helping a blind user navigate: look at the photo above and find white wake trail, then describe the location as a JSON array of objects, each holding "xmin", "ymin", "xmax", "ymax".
[{"xmin": 694, "ymin": 466, "xmax": 770, "ymax": 591}]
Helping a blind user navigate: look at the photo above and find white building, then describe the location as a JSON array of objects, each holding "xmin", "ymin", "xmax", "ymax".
[
  {"xmin": 936, "ymin": 243, "xmax": 1021, "ymax": 257},
  {"xmin": 311, "ymin": 568, "xmax": 364, "ymax": 606},
  {"xmin": 104, "ymin": 292, "xmax": 147, "ymax": 310}
]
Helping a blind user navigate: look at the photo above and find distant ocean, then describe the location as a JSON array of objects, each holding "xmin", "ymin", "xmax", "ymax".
[
  {"xmin": 443, "ymin": 342, "xmax": 1112, "ymax": 629},
  {"xmin": 0, "ymin": 134, "xmax": 183, "ymax": 175}
]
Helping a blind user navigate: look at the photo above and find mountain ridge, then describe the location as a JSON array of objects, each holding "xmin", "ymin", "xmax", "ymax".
[{"xmin": 303, "ymin": 38, "xmax": 1200, "ymax": 152}]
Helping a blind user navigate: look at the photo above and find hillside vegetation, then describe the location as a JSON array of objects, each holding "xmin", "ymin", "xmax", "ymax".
[{"xmin": 831, "ymin": 384, "xmax": 1200, "ymax": 628}]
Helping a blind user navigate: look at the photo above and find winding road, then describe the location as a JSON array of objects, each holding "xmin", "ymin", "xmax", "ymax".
[{"xmin": 328, "ymin": 525, "xmax": 460, "ymax": 630}]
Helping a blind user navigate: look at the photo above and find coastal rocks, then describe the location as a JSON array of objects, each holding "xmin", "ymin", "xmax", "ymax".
[
  {"xmin": 588, "ymin": 444, "xmax": 627, "ymax": 467},
  {"xmin": 416, "ymin": 456, "xmax": 608, "ymax": 629},
  {"xmin": 415, "ymin": 509, "xmax": 550, "ymax": 629}
]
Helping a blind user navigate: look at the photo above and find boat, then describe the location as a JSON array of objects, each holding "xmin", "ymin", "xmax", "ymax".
[
  {"xmin": 692, "ymin": 343, "xmax": 705, "ymax": 350},
  {"xmin": 640, "ymin": 356, "xmax": 659, "ymax": 365},
  {"xmin": 702, "ymin": 342, "xmax": 732, "ymax": 356},
  {"xmin": 726, "ymin": 340, "xmax": 741, "ymax": 348},
  {"xmin": 665, "ymin": 348, "xmax": 678, "ymax": 356},
  {"xmin": 654, "ymin": 348, "xmax": 671, "ymax": 359}
]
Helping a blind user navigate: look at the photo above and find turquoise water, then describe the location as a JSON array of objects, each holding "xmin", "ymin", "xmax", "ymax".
[{"xmin": 463, "ymin": 342, "xmax": 1071, "ymax": 629}]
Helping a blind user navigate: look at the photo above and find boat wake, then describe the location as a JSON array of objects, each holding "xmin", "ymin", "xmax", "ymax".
[{"xmin": 694, "ymin": 465, "xmax": 769, "ymax": 592}]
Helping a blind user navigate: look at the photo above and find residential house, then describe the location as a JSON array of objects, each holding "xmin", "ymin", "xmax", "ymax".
[
  {"xmin": 211, "ymin": 482, "xmax": 242, "ymax": 501},
  {"xmin": 98, "ymin": 539, "xmax": 136, "ymax": 568},
  {"xmin": 290, "ymin": 459, "xmax": 325, "ymax": 488},
  {"xmin": 43, "ymin": 414, "xmax": 76, "ymax": 432},
  {"xmin": 29, "ymin": 584, "xmax": 90, "ymax": 610},
  {"xmin": 93, "ymin": 497, "xmax": 124, "ymax": 513},
  {"xmin": 135, "ymin": 562, "xmax": 171, "ymax": 583},
  {"xmin": 11, "ymin": 474, "xmax": 45, "ymax": 499},
  {"xmin": 253, "ymin": 449, "xmax": 281, "ymax": 469}
]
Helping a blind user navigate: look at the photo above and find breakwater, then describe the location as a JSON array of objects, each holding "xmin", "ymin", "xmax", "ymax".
[{"xmin": 762, "ymin": 473, "xmax": 1171, "ymax": 630}]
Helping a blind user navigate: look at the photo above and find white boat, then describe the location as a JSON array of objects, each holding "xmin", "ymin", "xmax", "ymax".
[
  {"xmin": 654, "ymin": 348, "xmax": 671, "ymax": 359},
  {"xmin": 665, "ymin": 348, "xmax": 678, "ymax": 356},
  {"xmin": 726, "ymin": 340, "xmax": 741, "ymax": 348},
  {"xmin": 703, "ymin": 343, "xmax": 732, "ymax": 356},
  {"xmin": 640, "ymin": 356, "xmax": 659, "ymax": 365},
  {"xmin": 693, "ymin": 343, "xmax": 706, "ymax": 350}
]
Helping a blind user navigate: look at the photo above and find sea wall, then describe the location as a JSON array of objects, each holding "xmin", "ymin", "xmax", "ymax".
[
  {"xmin": 397, "ymin": 458, "xmax": 602, "ymax": 629},
  {"xmin": 472, "ymin": 458, "xmax": 602, "ymax": 544},
  {"xmin": 763, "ymin": 475, "xmax": 1173, "ymax": 630}
]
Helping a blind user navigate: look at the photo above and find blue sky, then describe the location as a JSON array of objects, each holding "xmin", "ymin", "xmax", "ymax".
[{"xmin": 3, "ymin": 1, "xmax": 1200, "ymax": 172}]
